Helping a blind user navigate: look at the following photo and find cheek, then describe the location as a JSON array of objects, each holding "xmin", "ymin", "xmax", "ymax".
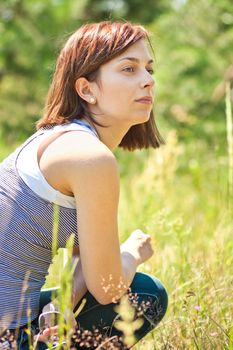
[
  {"xmin": 97, "ymin": 73, "xmax": 137, "ymax": 110},
  {"xmin": 100, "ymin": 82, "xmax": 130, "ymax": 105}
]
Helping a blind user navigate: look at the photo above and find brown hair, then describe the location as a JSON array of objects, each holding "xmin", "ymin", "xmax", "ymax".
[{"xmin": 37, "ymin": 21, "xmax": 165, "ymax": 150}]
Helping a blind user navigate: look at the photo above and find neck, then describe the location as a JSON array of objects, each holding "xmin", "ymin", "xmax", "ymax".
[{"xmin": 94, "ymin": 123, "xmax": 130, "ymax": 150}]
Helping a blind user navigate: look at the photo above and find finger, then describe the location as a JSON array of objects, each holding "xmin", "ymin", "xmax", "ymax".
[
  {"xmin": 37, "ymin": 325, "xmax": 58, "ymax": 342},
  {"xmin": 43, "ymin": 325, "xmax": 58, "ymax": 336}
]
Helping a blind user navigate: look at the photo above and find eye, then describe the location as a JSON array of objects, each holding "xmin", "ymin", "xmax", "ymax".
[
  {"xmin": 123, "ymin": 66, "xmax": 135, "ymax": 73},
  {"xmin": 147, "ymin": 68, "xmax": 154, "ymax": 75}
]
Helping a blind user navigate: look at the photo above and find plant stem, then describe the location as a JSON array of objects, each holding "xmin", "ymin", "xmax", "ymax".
[{"xmin": 225, "ymin": 82, "xmax": 233, "ymax": 212}]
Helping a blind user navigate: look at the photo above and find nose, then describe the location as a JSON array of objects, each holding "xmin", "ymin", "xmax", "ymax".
[{"xmin": 141, "ymin": 70, "xmax": 155, "ymax": 89}]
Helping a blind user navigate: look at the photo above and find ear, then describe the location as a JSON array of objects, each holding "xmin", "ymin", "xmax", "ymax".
[{"xmin": 75, "ymin": 77, "xmax": 95, "ymax": 103}]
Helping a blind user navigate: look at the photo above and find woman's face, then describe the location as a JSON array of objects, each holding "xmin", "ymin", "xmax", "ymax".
[{"xmin": 91, "ymin": 39, "xmax": 155, "ymax": 128}]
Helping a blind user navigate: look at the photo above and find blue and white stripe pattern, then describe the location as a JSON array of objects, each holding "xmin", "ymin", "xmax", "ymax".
[{"xmin": 0, "ymin": 120, "xmax": 96, "ymax": 330}]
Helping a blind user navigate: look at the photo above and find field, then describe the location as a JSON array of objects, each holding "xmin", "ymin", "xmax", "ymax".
[{"xmin": 117, "ymin": 126, "xmax": 232, "ymax": 349}]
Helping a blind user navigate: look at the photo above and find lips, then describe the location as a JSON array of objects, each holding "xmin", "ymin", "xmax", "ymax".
[{"xmin": 135, "ymin": 96, "xmax": 153, "ymax": 104}]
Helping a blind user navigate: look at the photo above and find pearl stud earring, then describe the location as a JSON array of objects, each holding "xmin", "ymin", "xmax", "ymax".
[{"xmin": 90, "ymin": 97, "xmax": 96, "ymax": 104}]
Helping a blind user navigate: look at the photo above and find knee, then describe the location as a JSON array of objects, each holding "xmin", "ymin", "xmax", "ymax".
[{"xmin": 130, "ymin": 272, "xmax": 168, "ymax": 325}]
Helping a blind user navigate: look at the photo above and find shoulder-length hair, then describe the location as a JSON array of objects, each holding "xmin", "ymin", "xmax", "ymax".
[{"xmin": 37, "ymin": 21, "xmax": 165, "ymax": 150}]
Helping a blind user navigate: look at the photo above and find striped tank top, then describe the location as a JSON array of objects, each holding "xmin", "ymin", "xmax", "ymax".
[{"xmin": 0, "ymin": 120, "xmax": 97, "ymax": 330}]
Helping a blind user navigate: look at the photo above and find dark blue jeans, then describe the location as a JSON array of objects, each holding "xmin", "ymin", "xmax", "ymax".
[{"xmin": 17, "ymin": 272, "xmax": 168, "ymax": 349}]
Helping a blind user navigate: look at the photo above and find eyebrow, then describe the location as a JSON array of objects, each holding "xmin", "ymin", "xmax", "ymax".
[{"xmin": 118, "ymin": 57, "xmax": 154, "ymax": 64}]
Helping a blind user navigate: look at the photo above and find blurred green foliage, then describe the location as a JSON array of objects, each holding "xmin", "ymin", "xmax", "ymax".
[
  {"xmin": 0, "ymin": 0, "xmax": 232, "ymax": 146},
  {"xmin": 153, "ymin": 0, "xmax": 233, "ymax": 147}
]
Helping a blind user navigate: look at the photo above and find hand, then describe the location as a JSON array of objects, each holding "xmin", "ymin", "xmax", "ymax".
[
  {"xmin": 120, "ymin": 229, "xmax": 154, "ymax": 266},
  {"xmin": 36, "ymin": 302, "xmax": 77, "ymax": 343}
]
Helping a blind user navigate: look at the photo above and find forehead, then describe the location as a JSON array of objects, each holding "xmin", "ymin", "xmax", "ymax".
[
  {"xmin": 97, "ymin": 39, "xmax": 153, "ymax": 77},
  {"xmin": 99, "ymin": 39, "xmax": 153, "ymax": 69},
  {"xmin": 116, "ymin": 39, "xmax": 152, "ymax": 62}
]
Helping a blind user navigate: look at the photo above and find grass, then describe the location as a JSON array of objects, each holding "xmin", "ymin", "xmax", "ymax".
[
  {"xmin": 225, "ymin": 81, "xmax": 233, "ymax": 212},
  {"xmin": 117, "ymin": 130, "xmax": 232, "ymax": 349}
]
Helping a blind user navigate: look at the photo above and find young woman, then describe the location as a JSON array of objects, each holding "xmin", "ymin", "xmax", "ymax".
[{"xmin": 0, "ymin": 21, "xmax": 168, "ymax": 349}]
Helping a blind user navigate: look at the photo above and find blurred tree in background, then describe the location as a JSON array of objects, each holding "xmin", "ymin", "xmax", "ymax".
[
  {"xmin": 0, "ymin": 0, "xmax": 232, "ymax": 146},
  {"xmin": 153, "ymin": 0, "xmax": 233, "ymax": 147},
  {"xmin": 0, "ymin": 0, "xmax": 86, "ymax": 141},
  {"xmin": 81, "ymin": 0, "xmax": 171, "ymax": 23}
]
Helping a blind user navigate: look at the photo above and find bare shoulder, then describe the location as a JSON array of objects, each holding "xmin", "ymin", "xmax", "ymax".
[
  {"xmin": 51, "ymin": 130, "xmax": 114, "ymax": 157},
  {"xmin": 39, "ymin": 130, "xmax": 119, "ymax": 199},
  {"xmin": 60, "ymin": 131, "xmax": 118, "ymax": 175},
  {"xmin": 41, "ymin": 130, "xmax": 119, "ymax": 194}
]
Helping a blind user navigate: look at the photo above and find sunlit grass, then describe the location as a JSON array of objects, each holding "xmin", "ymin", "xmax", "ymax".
[
  {"xmin": 118, "ymin": 129, "xmax": 232, "ymax": 349},
  {"xmin": 225, "ymin": 81, "xmax": 233, "ymax": 212}
]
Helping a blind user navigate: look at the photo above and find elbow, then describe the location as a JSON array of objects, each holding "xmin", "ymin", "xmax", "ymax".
[
  {"xmin": 85, "ymin": 272, "xmax": 128, "ymax": 305},
  {"xmin": 90, "ymin": 289, "xmax": 125, "ymax": 305},
  {"xmin": 95, "ymin": 295, "xmax": 112, "ymax": 305},
  {"xmin": 91, "ymin": 291, "xmax": 115, "ymax": 305}
]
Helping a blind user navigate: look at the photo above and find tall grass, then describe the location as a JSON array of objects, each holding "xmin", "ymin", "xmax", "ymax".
[
  {"xmin": 117, "ymin": 126, "xmax": 233, "ymax": 349},
  {"xmin": 225, "ymin": 81, "xmax": 233, "ymax": 212}
]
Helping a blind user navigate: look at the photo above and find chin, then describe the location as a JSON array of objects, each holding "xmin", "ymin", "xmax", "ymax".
[{"xmin": 131, "ymin": 113, "xmax": 151, "ymax": 125}]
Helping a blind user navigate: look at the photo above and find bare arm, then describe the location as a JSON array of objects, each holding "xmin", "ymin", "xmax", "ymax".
[{"xmin": 60, "ymin": 132, "xmax": 138, "ymax": 304}]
